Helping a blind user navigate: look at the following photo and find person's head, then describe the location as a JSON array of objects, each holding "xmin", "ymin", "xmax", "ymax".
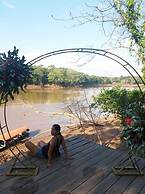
[{"xmin": 51, "ymin": 124, "xmax": 61, "ymax": 136}]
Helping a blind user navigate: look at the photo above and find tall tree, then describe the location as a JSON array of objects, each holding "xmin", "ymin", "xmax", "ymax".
[
  {"xmin": 55, "ymin": 0, "xmax": 144, "ymax": 77},
  {"xmin": 112, "ymin": 0, "xmax": 145, "ymax": 65}
]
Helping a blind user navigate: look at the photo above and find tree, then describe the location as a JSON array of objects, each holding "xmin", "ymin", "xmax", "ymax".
[
  {"xmin": 31, "ymin": 66, "xmax": 49, "ymax": 86},
  {"xmin": 112, "ymin": 0, "xmax": 145, "ymax": 66},
  {"xmin": 54, "ymin": 0, "xmax": 144, "ymax": 76},
  {"xmin": 0, "ymin": 47, "xmax": 32, "ymax": 103}
]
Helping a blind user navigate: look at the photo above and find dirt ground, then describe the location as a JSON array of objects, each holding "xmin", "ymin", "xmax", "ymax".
[{"xmin": 0, "ymin": 116, "xmax": 128, "ymax": 165}]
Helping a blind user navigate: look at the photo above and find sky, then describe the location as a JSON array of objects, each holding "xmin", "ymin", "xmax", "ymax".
[{"xmin": 0, "ymin": 0, "xmax": 142, "ymax": 77}]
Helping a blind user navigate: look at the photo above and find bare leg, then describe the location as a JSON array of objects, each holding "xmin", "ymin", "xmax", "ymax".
[
  {"xmin": 37, "ymin": 140, "xmax": 46, "ymax": 148},
  {"xmin": 25, "ymin": 141, "xmax": 38, "ymax": 156}
]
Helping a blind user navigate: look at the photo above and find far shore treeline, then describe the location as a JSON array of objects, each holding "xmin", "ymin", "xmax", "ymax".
[{"xmin": 28, "ymin": 65, "xmax": 142, "ymax": 87}]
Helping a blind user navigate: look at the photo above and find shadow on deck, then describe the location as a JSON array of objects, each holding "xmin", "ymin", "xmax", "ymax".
[{"xmin": 0, "ymin": 136, "xmax": 145, "ymax": 194}]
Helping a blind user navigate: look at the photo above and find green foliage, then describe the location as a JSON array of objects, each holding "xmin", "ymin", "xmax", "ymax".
[
  {"xmin": 113, "ymin": 0, "xmax": 145, "ymax": 75},
  {"xmin": 74, "ymin": 0, "xmax": 144, "ymax": 77},
  {"xmin": 121, "ymin": 101, "xmax": 145, "ymax": 157},
  {"xmin": 31, "ymin": 66, "xmax": 49, "ymax": 86},
  {"xmin": 30, "ymin": 65, "xmax": 142, "ymax": 87},
  {"xmin": 30, "ymin": 66, "xmax": 101, "ymax": 87},
  {"xmin": 93, "ymin": 87, "xmax": 143, "ymax": 119},
  {"xmin": 47, "ymin": 67, "xmax": 98, "ymax": 87},
  {"xmin": 93, "ymin": 87, "xmax": 145, "ymax": 157},
  {"xmin": 0, "ymin": 47, "xmax": 32, "ymax": 103}
]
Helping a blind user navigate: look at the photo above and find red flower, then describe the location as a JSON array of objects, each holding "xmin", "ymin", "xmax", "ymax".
[{"xmin": 125, "ymin": 117, "xmax": 132, "ymax": 126}]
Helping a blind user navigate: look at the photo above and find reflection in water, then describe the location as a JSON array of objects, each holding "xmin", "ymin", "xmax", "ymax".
[
  {"xmin": 9, "ymin": 88, "xmax": 82, "ymax": 104},
  {"xmin": 0, "ymin": 88, "xmax": 101, "ymax": 137}
]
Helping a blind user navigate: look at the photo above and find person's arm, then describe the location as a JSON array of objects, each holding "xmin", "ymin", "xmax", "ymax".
[{"xmin": 47, "ymin": 138, "xmax": 55, "ymax": 166}]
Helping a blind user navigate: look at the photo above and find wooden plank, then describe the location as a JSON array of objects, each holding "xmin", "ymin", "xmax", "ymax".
[
  {"xmin": 0, "ymin": 136, "xmax": 87, "ymax": 191},
  {"xmin": 96, "ymin": 159, "xmax": 145, "ymax": 194},
  {"xmin": 112, "ymin": 178, "xmax": 136, "ymax": 194},
  {"xmin": 53, "ymin": 149, "xmax": 121, "ymax": 194},
  {"xmin": 0, "ymin": 136, "xmax": 91, "ymax": 175},
  {"xmin": 2, "ymin": 137, "xmax": 145, "ymax": 194},
  {"xmin": 0, "ymin": 177, "xmax": 40, "ymax": 194},
  {"xmin": 65, "ymin": 136, "xmax": 88, "ymax": 146},
  {"xmin": 0, "ymin": 136, "xmax": 87, "ymax": 187},
  {"xmin": 112, "ymin": 167, "xmax": 144, "ymax": 176},
  {"xmin": 67, "ymin": 150, "xmax": 124, "ymax": 194},
  {"xmin": 0, "ymin": 135, "xmax": 84, "ymax": 170},
  {"xmin": 11, "ymin": 142, "xmax": 102, "ymax": 194},
  {"xmin": 34, "ymin": 145, "xmax": 114, "ymax": 193},
  {"xmin": 122, "ymin": 159, "xmax": 145, "ymax": 194},
  {"xmin": 140, "ymin": 185, "xmax": 145, "ymax": 193},
  {"xmin": 25, "ymin": 136, "xmax": 91, "ymax": 164},
  {"xmin": 24, "ymin": 141, "xmax": 98, "ymax": 181},
  {"xmin": 6, "ymin": 167, "xmax": 39, "ymax": 176},
  {"xmin": 1, "ymin": 143, "xmax": 98, "ymax": 194},
  {"xmin": 87, "ymin": 156, "xmax": 145, "ymax": 194},
  {"xmin": 122, "ymin": 178, "xmax": 145, "ymax": 194},
  {"xmin": 0, "ymin": 136, "xmax": 88, "ymax": 178},
  {"xmin": 0, "ymin": 138, "xmax": 97, "ymax": 193},
  {"xmin": 89, "ymin": 173, "xmax": 133, "ymax": 194}
]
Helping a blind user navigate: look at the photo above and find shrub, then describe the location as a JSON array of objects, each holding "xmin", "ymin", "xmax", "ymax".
[
  {"xmin": 93, "ymin": 87, "xmax": 144, "ymax": 121},
  {"xmin": 122, "ymin": 101, "xmax": 145, "ymax": 157},
  {"xmin": 93, "ymin": 87, "xmax": 145, "ymax": 157}
]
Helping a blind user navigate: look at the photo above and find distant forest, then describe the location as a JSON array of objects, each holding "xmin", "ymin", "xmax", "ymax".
[{"xmin": 29, "ymin": 65, "xmax": 142, "ymax": 87}]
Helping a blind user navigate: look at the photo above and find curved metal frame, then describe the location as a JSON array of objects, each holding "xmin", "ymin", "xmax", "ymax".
[
  {"xmin": 1, "ymin": 47, "xmax": 144, "ymax": 168},
  {"xmin": 0, "ymin": 101, "xmax": 37, "ymax": 167},
  {"xmin": 27, "ymin": 48, "xmax": 145, "ymax": 94}
]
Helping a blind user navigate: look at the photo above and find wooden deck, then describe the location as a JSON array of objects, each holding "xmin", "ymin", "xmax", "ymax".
[{"xmin": 1, "ymin": 136, "xmax": 145, "ymax": 194}]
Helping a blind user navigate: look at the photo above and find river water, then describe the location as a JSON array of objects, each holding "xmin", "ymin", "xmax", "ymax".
[{"xmin": 0, "ymin": 87, "xmax": 101, "ymax": 137}]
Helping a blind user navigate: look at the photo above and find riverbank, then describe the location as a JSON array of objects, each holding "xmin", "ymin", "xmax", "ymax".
[
  {"xmin": 0, "ymin": 115, "xmax": 128, "ymax": 165},
  {"xmin": 26, "ymin": 83, "xmax": 141, "ymax": 90},
  {"xmin": 26, "ymin": 84, "xmax": 64, "ymax": 90}
]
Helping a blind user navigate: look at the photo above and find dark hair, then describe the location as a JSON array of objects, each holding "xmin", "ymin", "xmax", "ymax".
[{"xmin": 52, "ymin": 124, "xmax": 61, "ymax": 132}]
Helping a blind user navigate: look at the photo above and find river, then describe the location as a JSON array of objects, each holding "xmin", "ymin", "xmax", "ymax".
[{"xmin": 0, "ymin": 87, "xmax": 101, "ymax": 137}]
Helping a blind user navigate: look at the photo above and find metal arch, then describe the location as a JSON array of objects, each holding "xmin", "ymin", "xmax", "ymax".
[
  {"xmin": 0, "ymin": 101, "xmax": 37, "ymax": 168},
  {"xmin": 27, "ymin": 48, "xmax": 145, "ymax": 94},
  {"xmin": 0, "ymin": 48, "xmax": 144, "ymax": 172}
]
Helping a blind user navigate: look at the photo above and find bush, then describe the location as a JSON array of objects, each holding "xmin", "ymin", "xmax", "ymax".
[
  {"xmin": 93, "ymin": 87, "xmax": 144, "ymax": 121},
  {"xmin": 93, "ymin": 87, "xmax": 145, "ymax": 157},
  {"xmin": 122, "ymin": 101, "xmax": 145, "ymax": 157}
]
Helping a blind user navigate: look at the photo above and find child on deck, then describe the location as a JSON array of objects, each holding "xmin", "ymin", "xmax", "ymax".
[{"xmin": 25, "ymin": 124, "xmax": 69, "ymax": 167}]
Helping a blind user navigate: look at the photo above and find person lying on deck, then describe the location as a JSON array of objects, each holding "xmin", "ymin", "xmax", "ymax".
[{"xmin": 25, "ymin": 124, "xmax": 70, "ymax": 167}]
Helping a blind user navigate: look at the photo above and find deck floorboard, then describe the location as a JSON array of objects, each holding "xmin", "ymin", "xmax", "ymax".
[{"xmin": 0, "ymin": 136, "xmax": 145, "ymax": 194}]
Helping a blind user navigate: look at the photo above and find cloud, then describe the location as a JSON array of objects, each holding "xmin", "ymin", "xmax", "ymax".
[{"xmin": 1, "ymin": 0, "xmax": 15, "ymax": 9}]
